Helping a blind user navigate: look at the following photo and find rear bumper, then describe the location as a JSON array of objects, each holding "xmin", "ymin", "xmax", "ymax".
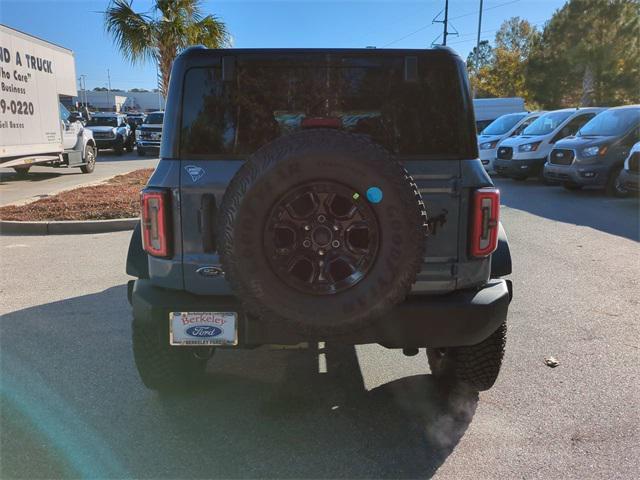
[
  {"xmin": 129, "ymin": 278, "xmax": 512, "ymax": 348},
  {"xmin": 619, "ymin": 169, "xmax": 639, "ymax": 192},
  {"xmin": 544, "ymin": 162, "xmax": 609, "ymax": 186},
  {"xmin": 494, "ymin": 157, "xmax": 546, "ymax": 177}
]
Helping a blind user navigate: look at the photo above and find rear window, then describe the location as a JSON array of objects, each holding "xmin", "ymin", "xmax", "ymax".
[{"xmin": 179, "ymin": 54, "xmax": 475, "ymax": 158}]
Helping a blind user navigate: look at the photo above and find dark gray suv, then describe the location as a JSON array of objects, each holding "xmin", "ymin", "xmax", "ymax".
[
  {"xmin": 544, "ymin": 105, "xmax": 640, "ymax": 195},
  {"xmin": 126, "ymin": 47, "xmax": 513, "ymax": 393}
]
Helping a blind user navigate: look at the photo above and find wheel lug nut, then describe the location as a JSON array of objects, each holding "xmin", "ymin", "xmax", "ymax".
[
  {"xmin": 318, "ymin": 249, "xmax": 325, "ymax": 256},
  {"xmin": 331, "ymin": 240, "xmax": 340, "ymax": 248},
  {"xmin": 304, "ymin": 225, "xmax": 311, "ymax": 231},
  {"xmin": 333, "ymin": 225, "xmax": 339, "ymax": 231},
  {"xmin": 318, "ymin": 215, "xmax": 326, "ymax": 223},
  {"xmin": 302, "ymin": 240, "xmax": 311, "ymax": 248}
]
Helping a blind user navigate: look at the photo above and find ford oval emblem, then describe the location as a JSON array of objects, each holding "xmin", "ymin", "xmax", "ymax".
[{"xmin": 186, "ymin": 325, "xmax": 222, "ymax": 337}]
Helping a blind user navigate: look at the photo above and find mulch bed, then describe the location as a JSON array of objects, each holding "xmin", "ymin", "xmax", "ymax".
[{"xmin": 0, "ymin": 169, "xmax": 154, "ymax": 221}]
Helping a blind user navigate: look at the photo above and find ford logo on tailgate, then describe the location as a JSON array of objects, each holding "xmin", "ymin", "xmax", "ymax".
[{"xmin": 186, "ymin": 326, "xmax": 222, "ymax": 337}]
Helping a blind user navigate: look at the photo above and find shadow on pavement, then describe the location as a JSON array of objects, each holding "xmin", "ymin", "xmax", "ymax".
[
  {"xmin": 0, "ymin": 170, "xmax": 79, "ymax": 185},
  {"xmin": 0, "ymin": 285, "xmax": 477, "ymax": 479},
  {"xmin": 495, "ymin": 177, "xmax": 639, "ymax": 241}
]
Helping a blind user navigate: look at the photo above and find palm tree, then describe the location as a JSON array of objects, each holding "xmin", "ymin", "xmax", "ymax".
[{"xmin": 105, "ymin": 0, "xmax": 230, "ymax": 95}]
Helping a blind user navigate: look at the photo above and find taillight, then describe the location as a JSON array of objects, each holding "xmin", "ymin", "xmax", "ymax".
[
  {"xmin": 141, "ymin": 189, "xmax": 171, "ymax": 257},
  {"xmin": 470, "ymin": 187, "xmax": 500, "ymax": 257}
]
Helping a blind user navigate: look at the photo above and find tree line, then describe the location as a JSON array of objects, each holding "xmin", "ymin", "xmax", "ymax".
[{"xmin": 466, "ymin": 0, "xmax": 639, "ymax": 109}]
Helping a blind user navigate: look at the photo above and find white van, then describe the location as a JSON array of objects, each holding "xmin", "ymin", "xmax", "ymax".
[
  {"xmin": 493, "ymin": 107, "xmax": 604, "ymax": 180},
  {"xmin": 477, "ymin": 111, "xmax": 543, "ymax": 173},
  {"xmin": 473, "ymin": 97, "xmax": 526, "ymax": 132}
]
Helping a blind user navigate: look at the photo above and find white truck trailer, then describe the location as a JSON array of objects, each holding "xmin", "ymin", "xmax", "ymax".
[
  {"xmin": 0, "ymin": 24, "xmax": 96, "ymax": 177},
  {"xmin": 473, "ymin": 97, "xmax": 526, "ymax": 132}
]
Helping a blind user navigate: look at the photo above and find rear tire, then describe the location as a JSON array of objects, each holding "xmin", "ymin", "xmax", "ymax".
[
  {"xmin": 80, "ymin": 145, "xmax": 96, "ymax": 174},
  {"xmin": 427, "ymin": 322, "xmax": 507, "ymax": 391},
  {"xmin": 132, "ymin": 315, "xmax": 210, "ymax": 392}
]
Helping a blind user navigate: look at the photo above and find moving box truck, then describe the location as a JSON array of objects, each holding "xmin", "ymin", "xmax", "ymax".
[
  {"xmin": 0, "ymin": 24, "xmax": 96, "ymax": 177},
  {"xmin": 473, "ymin": 97, "xmax": 526, "ymax": 132}
]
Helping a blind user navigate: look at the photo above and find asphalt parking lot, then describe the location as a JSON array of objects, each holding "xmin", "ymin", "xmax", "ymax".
[
  {"xmin": 0, "ymin": 151, "xmax": 158, "ymax": 206},
  {"xmin": 0, "ymin": 178, "xmax": 638, "ymax": 479}
]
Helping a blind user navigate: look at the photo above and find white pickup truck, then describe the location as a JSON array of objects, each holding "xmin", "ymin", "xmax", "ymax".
[{"xmin": 0, "ymin": 25, "xmax": 96, "ymax": 177}]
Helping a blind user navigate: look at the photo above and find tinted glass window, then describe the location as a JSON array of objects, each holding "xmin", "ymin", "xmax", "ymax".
[
  {"xmin": 578, "ymin": 108, "xmax": 640, "ymax": 137},
  {"xmin": 512, "ymin": 115, "xmax": 538, "ymax": 136},
  {"xmin": 88, "ymin": 117, "xmax": 117, "ymax": 127},
  {"xmin": 481, "ymin": 113, "xmax": 528, "ymax": 135},
  {"xmin": 59, "ymin": 102, "xmax": 70, "ymax": 121},
  {"xmin": 145, "ymin": 113, "xmax": 164, "ymax": 124},
  {"xmin": 179, "ymin": 55, "xmax": 475, "ymax": 158},
  {"xmin": 561, "ymin": 113, "xmax": 596, "ymax": 137},
  {"xmin": 523, "ymin": 111, "xmax": 574, "ymax": 136}
]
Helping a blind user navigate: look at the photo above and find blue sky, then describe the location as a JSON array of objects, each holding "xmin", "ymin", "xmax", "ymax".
[{"xmin": 1, "ymin": 0, "xmax": 566, "ymax": 91}]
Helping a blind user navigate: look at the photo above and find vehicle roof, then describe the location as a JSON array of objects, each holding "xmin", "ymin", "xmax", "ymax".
[
  {"xmin": 542, "ymin": 107, "xmax": 605, "ymax": 114},
  {"xmin": 606, "ymin": 104, "xmax": 640, "ymax": 110},
  {"xmin": 92, "ymin": 112, "xmax": 123, "ymax": 117},
  {"xmin": 147, "ymin": 111, "xmax": 164, "ymax": 114},
  {"xmin": 177, "ymin": 46, "xmax": 462, "ymax": 62}
]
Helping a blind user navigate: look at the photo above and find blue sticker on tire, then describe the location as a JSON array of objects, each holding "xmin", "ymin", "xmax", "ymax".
[{"xmin": 366, "ymin": 187, "xmax": 383, "ymax": 204}]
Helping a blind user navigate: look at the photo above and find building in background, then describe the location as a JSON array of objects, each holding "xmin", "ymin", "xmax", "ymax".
[{"xmin": 74, "ymin": 90, "xmax": 165, "ymax": 112}]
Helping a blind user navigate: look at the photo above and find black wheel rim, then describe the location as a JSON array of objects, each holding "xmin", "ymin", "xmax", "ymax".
[{"xmin": 263, "ymin": 181, "xmax": 380, "ymax": 295}]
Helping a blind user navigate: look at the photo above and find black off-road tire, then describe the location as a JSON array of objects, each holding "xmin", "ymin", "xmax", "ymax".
[
  {"xmin": 217, "ymin": 129, "xmax": 427, "ymax": 336},
  {"xmin": 80, "ymin": 145, "xmax": 96, "ymax": 174},
  {"xmin": 427, "ymin": 322, "xmax": 507, "ymax": 391},
  {"xmin": 132, "ymin": 316, "xmax": 210, "ymax": 392},
  {"xmin": 606, "ymin": 165, "xmax": 628, "ymax": 198}
]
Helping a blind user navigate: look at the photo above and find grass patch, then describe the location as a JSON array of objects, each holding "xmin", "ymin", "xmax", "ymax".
[{"xmin": 0, "ymin": 169, "xmax": 153, "ymax": 221}]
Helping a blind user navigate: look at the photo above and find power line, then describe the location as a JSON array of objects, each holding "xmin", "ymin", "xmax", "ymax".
[{"xmin": 380, "ymin": 0, "xmax": 523, "ymax": 48}]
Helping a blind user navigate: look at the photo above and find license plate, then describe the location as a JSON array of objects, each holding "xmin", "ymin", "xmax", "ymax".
[{"xmin": 170, "ymin": 312, "xmax": 237, "ymax": 346}]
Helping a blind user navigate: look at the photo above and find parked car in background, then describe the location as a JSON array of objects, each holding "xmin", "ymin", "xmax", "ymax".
[
  {"xmin": 68, "ymin": 111, "xmax": 87, "ymax": 125},
  {"xmin": 135, "ymin": 111, "xmax": 163, "ymax": 156},
  {"xmin": 478, "ymin": 111, "xmax": 543, "ymax": 173},
  {"xmin": 618, "ymin": 141, "xmax": 640, "ymax": 194},
  {"xmin": 494, "ymin": 107, "xmax": 604, "ymax": 181},
  {"xmin": 85, "ymin": 112, "xmax": 135, "ymax": 155},
  {"xmin": 126, "ymin": 112, "xmax": 146, "ymax": 127},
  {"xmin": 544, "ymin": 106, "xmax": 640, "ymax": 196},
  {"xmin": 473, "ymin": 97, "xmax": 526, "ymax": 132}
]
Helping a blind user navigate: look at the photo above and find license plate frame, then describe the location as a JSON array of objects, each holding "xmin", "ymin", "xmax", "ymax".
[{"xmin": 169, "ymin": 311, "xmax": 238, "ymax": 346}]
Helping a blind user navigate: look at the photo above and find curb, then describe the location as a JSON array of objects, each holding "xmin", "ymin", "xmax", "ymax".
[{"xmin": 0, "ymin": 218, "xmax": 139, "ymax": 235}]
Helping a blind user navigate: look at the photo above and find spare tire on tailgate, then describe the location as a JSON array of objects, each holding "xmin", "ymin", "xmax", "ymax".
[{"xmin": 217, "ymin": 129, "xmax": 427, "ymax": 336}]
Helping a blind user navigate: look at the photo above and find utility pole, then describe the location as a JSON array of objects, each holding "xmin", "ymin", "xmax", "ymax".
[
  {"xmin": 474, "ymin": 0, "xmax": 484, "ymax": 73},
  {"xmin": 443, "ymin": 0, "xmax": 449, "ymax": 46},
  {"xmin": 473, "ymin": 0, "xmax": 484, "ymax": 98},
  {"xmin": 79, "ymin": 74, "xmax": 87, "ymax": 108},
  {"xmin": 107, "ymin": 69, "xmax": 112, "ymax": 92}
]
